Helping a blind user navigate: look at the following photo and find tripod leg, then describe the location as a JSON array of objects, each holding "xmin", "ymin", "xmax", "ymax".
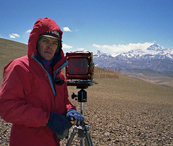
[
  {"xmin": 84, "ymin": 129, "xmax": 93, "ymax": 146},
  {"xmin": 85, "ymin": 133, "xmax": 93, "ymax": 146},
  {"xmin": 84, "ymin": 125, "xmax": 93, "ymax": 146},
  {"xmin": 66, "ymin": 126, "xmax": 77, "ymax": 146},
  {"xmin": 80, "ymin": 138, "xmax": 84, "ymax": 146}
]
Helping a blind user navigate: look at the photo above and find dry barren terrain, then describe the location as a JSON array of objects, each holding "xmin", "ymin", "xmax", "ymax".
[
  {"xmin": 122, "ymin": 72, "xmax": 173, "ymax": 89},
  {"xmin": 59, "ymin": 73, "xmax": 173, "ymax": 146},
  {"xmin": 0, "ymin": 38, "xmax": 173, "ymax": 145}
]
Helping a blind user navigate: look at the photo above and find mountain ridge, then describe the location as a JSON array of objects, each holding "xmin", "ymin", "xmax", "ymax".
[
  {"xmin": 93, "ymin": 43, "xmax": 173, "ymax": 88},
  {"xmin": 94, "ymin": 44, "xmax": 173, "ymax": 60},
  {"xmin": 93, "ymin": 44, "xmax": 173, "ymax": 72}
]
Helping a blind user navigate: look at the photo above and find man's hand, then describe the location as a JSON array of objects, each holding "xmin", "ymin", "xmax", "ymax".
[{"xmin": 66, "ymin": 109, "xmax": 84, "ymax": 126}]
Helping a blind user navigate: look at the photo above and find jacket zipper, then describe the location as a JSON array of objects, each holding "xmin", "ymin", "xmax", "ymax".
[{"xmin": 31, "ymin": 55, "xmax": 56, "ymax": 97}]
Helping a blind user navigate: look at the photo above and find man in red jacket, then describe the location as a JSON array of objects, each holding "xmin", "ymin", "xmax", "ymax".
[{"xmin": 0, "ymin": 18, "xmax": 84, "ymax": 146}]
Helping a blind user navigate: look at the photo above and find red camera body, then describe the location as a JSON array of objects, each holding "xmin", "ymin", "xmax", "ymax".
[
  {"xmin": 66, "ymin": 51, "xmax": 94, "ymax": 80},
  {"xmin": 65, "ymin": 51, "xmax": 95, "ymax": 87}
]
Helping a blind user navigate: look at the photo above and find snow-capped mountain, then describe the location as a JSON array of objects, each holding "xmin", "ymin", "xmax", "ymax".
[
  {"xmin": 115, "ymin": 44, "xmax": 173, "ymax": 60},
  {"xmin": 93, "ymin": 44, "xmax": 173, "ymax": 72}
]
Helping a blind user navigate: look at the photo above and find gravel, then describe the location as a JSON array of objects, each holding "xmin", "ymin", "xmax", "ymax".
[{"xmin": 0, "ymin": 89, "xmax": 173, "ymax": 146}]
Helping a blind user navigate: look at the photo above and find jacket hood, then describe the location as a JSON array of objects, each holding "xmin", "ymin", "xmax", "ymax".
[{"xmin": 28, "ymin": 18, "xmax": 63, "ymax": 57}]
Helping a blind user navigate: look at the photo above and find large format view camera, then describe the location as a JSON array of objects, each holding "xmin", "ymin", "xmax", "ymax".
[
  {"xmin": 65, "ymin": 51, "xmax": 97, "ymax": 146},
  {"xmin": 65, "ymin": 51, "xmax": 96, "ymax": 88}
]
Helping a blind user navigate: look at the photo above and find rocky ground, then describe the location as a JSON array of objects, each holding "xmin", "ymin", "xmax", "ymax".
[
  {"xmin": 60, "ymin": 94, "xmax": 173, "ymax": 146},
  {"xmin": 0, "ymin": 76, "xmax": 173, "ymax": 146},
  {"xmin": 1, "ymin": 94, "xmax": 172, "ymax": 146},
  {"xmin": 0, "ymin": 120, "xmax": 11, "ymax": 146}
]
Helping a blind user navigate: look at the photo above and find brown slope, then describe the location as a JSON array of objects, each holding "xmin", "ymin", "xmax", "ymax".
[
  {"xmin": 122, "ymin": 72, "xmax": 173, "ymax": 89},
  {"xmin": 0, "ymin": 38, "xmax": 27, "ymax": 81},
  {"xmin": 63, "ymin": 68, "xmax": 173, "ymax": 145}
]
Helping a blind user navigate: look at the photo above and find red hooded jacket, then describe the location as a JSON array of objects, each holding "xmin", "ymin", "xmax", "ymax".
[{"xmin": 0, "ymin": 18, "xmax": 75, "ymax": 146}]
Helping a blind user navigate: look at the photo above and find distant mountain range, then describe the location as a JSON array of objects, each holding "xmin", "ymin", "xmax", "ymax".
[{"xmin": 93, "ymin": 44, "xmax": 173, "ymax": 72}]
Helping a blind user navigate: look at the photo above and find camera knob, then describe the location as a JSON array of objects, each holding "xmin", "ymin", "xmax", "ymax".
[{"xmin": 71, "ymin": 93, "xmax": 78, "ymax": 99}]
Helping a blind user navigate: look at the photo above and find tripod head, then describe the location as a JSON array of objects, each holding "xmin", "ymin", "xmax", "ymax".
[
  {"xmin": 71, "ymin": 86, "xmax": 88, "ymax": 102},
  {"xmin": 69, "ymin": 79, "xmax": 97, "ymax": 102}
]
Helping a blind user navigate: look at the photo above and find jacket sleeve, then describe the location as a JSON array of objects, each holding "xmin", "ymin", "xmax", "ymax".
[
  {"xmin": 64, "ymin": 83, "xmax": 76, "ymax": 111},
  {"xmin": 0, "ymin": 60, "xmax": 49, "ymax": 127},
  {"xmin": 59, "ymin": 72, "xmax": 76, "ymax": 111}
]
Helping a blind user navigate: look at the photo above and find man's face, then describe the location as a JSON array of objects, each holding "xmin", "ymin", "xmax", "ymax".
[{"xmin": 37, "ymin": 36, "xmax": 59, "ymax": 61}]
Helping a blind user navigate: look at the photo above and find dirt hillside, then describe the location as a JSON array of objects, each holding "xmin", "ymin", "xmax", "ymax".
[
  {"xmin": 0, "ymin": 38, "xmax": 27, "ymax": 81},
  {"xmin": 0, "ymin": 38, "xmax": 173, "ymax": 146}
]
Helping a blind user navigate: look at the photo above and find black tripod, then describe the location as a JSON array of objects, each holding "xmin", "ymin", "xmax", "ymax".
[{"xmin": 66, "ymin": 86, "xmax": 93, "ymax": 146}]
